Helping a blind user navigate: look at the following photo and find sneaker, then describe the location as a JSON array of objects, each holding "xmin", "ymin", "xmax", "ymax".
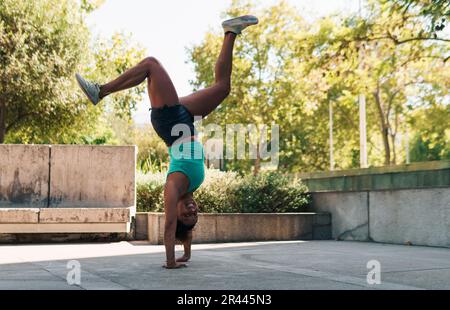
[
  {"xmin": 222, "ymin": 15, "xmax": 259, "ymax": 35},
  {"xmin": 75, "ymin": 73, "xmax": 101, "ymax": 105}
]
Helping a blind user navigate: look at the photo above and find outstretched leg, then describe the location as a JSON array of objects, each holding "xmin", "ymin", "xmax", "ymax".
[
  {"xmin": 180, "ymin": 33, "xmax": 236, "ymax": 118},
  {"xmin": 77, "ymin": 57, "xmax": 179, "ymax": 109},
  {"xmin": 180, "ymin": 15, "xmax": 258, "ymax": 118}
]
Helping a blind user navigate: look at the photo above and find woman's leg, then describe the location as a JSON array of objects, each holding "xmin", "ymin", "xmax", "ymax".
[
  {"xmin": 179, "ymin": 33, "xmax": 237, "ymax": 118},
  {"xmin": 100, "ymin": 57, "xmax": 179, "ymax": 109}
]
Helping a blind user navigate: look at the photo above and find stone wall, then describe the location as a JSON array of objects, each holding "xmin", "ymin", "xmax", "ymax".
[
  {"xmin": 136, "ymin": 212, "xmax": 332, "ymax": 244},
  {"xmin": 0, "ymin": 145, "xmax": 136, "ymax": 237},
  {"xmin": 0, "ymin": 145, "xmax": 49, "ymax": 208},
  {"xmin": 301, "ymin": 161, "xmax": 450, "ymax": 247},
  {"xmin": 49, "ymin": 145, "xmax": 136, "ymax": 208}
]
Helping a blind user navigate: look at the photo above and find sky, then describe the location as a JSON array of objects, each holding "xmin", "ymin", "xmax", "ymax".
[{"xmin": 86, "ymin": 0, "xmax": 360, "ymax": 124}]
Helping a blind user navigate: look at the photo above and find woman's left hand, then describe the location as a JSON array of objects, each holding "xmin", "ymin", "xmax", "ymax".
[
  {"xmin": 163, "ymin": 262, "xmax": 188, "ymax": 269},
  {"xmin": 176, "ymin": 255, "xmax": 191, "ymax": 262}
]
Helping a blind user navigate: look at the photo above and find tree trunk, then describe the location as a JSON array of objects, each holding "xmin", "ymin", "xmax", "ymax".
[
  {"xmin": 391, "ymin": 133, "xmax": 397, "ymax": 165},
  {"xmin": 390, "ymin": 110, "xmax": 399, "ymax": 165},
  {"xmin": 373, "ymin": 87, "xmax": 391, "ymax": 165},
  {"xmin": 253, "ymin": 148, "xmax": 261, "ymax": 176},
  {"xmin": 0, "ymin": 102, "xmax": 5, "ymax": 144}
]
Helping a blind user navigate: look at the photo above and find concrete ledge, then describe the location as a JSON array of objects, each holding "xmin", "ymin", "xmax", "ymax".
[
  {"xmin": 137, "ymin": 212, "xmax": 332, "ymax": 245},
  {"xmin": 304, "ymin": 161, "xmax": 450, "ymax": 247},
  {"xmin": 298, "ymin": 160, "xmax": 450, "ymax": 179},
  {"xmin": 309, "ymin": 187, "xmax": 450, "ymax": 247},
  {"xmin": 0, "ymin": 223, "xmax": 130, "ymax": 233},
  {"xmin": 135, "ymin": 212, "xmax": 148, "ymax": 240},
  {"xmin": 0, "ymin": 208, "xmax": 40, "ymax": 223},
  {"xmin": 0, "ymin": 233, "xmax": 130, "ymax": 243},
  {"xmin": 39, "ymin": 208, "xmax": 131, "ymax": 223},
  {"xmin": 0, "ymin": 144, "xmax": 137, "ymax": 240},
  {"xmin": 0, "ymin": 208, "xmax": 133, "ymax": 236},
  {"xmin": 299, "ymin": 160, "xmax": 450, "ymax": 192}
]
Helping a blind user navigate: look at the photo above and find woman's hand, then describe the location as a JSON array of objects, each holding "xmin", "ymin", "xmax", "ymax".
[
  {"xmin": 163, "ymin": 261, "xmax": 188, "ymax": 269},
  {"xmin": 176, "ymin": 255, "xmax": 191, "ymax": 263}
]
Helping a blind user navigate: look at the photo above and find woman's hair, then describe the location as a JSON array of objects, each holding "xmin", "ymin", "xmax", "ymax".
[{"xmin": 175, "ymin": 220, "xmax": 196, "ymax": 242}]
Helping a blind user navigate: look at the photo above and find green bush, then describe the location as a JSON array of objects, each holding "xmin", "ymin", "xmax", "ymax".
[
  {"xmin": 136, "ymin": 170, "xmax": 311, "ymax": 213},
  {"xmin": 233, "ymin": 172, "xmax": 311, "ymax": 213},
  {"xmin": 136, "ymin": 172, "xmax": 165, "ymax": 212},
  {"xmin": 194, "ymin": 170, "xmax": 243, "ymax": 213}
]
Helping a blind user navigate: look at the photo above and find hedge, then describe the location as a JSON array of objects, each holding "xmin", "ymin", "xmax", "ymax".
[{"xmin": 137, "ymin": 170, "xmax": 310, "ymax": 213}]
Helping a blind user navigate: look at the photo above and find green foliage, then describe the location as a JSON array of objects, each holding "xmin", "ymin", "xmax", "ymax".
[
  {"xmin": 136, "ymin": 172, "xmax": 165, "ymax": 212},
  {"xmin": 136, "ymin": 170, "xmax": 311, "ymax": 213},
  {"xmin": 92, "ymin": 33, "xmax": 147, "ymax": 120},
  {"xmin": 0, "ymin": 0, "xmax": 147, "ymax": 145},
  {"xmin": 134, "ymin": 125, "xmax": 169, "ymax": 173},
  {"xmin": 409, "ymin": 105, "xmax": 450, "ymax": 162},
  {"xmin": 0, "ymin": 0, "xmax": 95, "ymax": 143},
  {"xmin": 194, "ymin": 170, "xmax": 243, "ymax": 213},
  {"xmin": 189, "ymin": 0, "xmax": 449, "ymax": 172},
  {"xmin": 233, "ymin": 172, "xmax": 311, "ymax": 213},
  {"xmin": 389, "ymin": 0, "xmax": 449, "ymax": 33},
  {"xmin": 2, "ymin": 0, "xmax": 447, "ymax": 174},
  {"xmin": 190, "ymin": 0, "xmax": 312, "ymax": 174},
  {"xmin": 80, "ymin": 0, "xmax": 105, "ymax": 13}
]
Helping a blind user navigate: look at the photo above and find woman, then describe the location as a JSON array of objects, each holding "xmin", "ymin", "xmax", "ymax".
[{"xmin": 76, "ymin": 15, "xmax": 258, "ymax": 269}]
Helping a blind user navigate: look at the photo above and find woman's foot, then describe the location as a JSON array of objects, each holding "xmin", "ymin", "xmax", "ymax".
[
  {"xmin": 75, "ymin": 73, "xmax": 102, "ymax": 105},
  {"xmin": 222, "ymin": 15, "xmax": 258, "ymax": 35}
]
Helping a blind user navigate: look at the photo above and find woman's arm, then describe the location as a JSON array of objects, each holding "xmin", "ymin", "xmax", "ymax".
[
  {"xmin": 176, "ymin": 230, "xmax": 193, "ymax": 262},
  {"xmin": 163, "ymin": 174, "xmax": 188, "ymax": 269}
]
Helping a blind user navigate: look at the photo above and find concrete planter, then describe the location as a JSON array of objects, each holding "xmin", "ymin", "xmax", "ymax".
[
  {"xmin": 0, "ymin": 144, "xmax": 136, "ymax": 242},
  {"xmin": 135, "ymin": 212, "xmax": 332, "ymax": 244},
  {"xmin": 302, "ymin": 160, "xmax": 450, "ymax": 247}
]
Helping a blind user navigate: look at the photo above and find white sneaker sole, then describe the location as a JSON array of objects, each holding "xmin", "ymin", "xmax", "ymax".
[
  {"xmin": 222, "ymin": 15, "xmax": 258, "ymax": 27},
  {"xmin": 222, "ymin": 15, "xmax": 259, "ymax": 34}
]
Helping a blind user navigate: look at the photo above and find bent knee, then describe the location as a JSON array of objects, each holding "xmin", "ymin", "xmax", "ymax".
[
  {"xmin": 142, "ymin": 56, "xmax": 161, "ymax": 68},
  {"xmin": 217, "ymin": 82, "xmax": 231, "ymax": 98}
]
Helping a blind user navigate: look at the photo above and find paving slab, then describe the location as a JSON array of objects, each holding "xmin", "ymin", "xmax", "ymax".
[{"xmin": 0, "ymin": 241, "xmax": 449, "ymax": 290}]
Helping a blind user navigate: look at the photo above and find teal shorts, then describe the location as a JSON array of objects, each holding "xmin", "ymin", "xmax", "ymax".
[{"xmin": 167, "ymin": 141, "xmax": 205, "ymax": 193}]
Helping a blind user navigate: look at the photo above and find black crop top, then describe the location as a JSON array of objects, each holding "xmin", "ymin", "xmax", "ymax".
[{"xmin": 150, "ymin": 104, "xmax": 197, "ymax": 146}]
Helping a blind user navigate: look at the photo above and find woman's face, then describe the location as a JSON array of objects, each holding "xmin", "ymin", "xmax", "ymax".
[{"xmin": 177, "ymin": 193, "xmax": 198, "ymax": 227}]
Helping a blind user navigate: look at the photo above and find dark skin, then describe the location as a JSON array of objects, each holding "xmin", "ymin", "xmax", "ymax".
[
  {"xmin": 98, "ymin": 33, "xmax": 236, "ymax": 269},
  {"xmin": 163, "ymin": 174, "xmax": 198, "ymax": 268}
]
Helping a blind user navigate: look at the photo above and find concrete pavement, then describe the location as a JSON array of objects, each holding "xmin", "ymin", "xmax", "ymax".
[{"xmin": 0, "ymin": 241, "xmax": 449, "ymax": 290}]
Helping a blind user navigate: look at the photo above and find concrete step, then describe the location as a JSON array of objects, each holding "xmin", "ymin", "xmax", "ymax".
[
  {"xmin": 0, "ymin": 208, "xmax": 132, "ymax": 234},
  {"xmin": 136, "ymin": 212, "xmax": 332, "ymax": 244}
]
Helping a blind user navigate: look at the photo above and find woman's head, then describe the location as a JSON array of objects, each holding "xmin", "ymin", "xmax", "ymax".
[{"xmin": 175, "ymin": 192, "xmax": 198, "ymax": 241}]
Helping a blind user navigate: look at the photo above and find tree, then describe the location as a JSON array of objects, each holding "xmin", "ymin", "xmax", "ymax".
[
  {"xmin": 190, "ymin": 0, "xmax": 316, "ymax": 174},
  {"xmin": 80, "ymin": 0, "xmax": 105, "ymax": 14},
  {"xmin": 91, "ymin": 32, "xmax": 147, "ymax": 120},
  {"xmin": 0, "ymin": 0, "xmax": 88, "ymax": 143},
  {"xmin": 408, "ymin": 103, "xmax": 450, "ymax": 162},
  {"xmin": 289, "ymin": 0, "xmax": 448, "ymax": 166},
  {"xmin": 189, "ymin": 0, "xmax": 449, "ymax": 172},
  {"xmin": 390, "ymin": 0, "xmax": 449, "ymax": 35},
  {"xmin": 0, "ymin": 0, "xmax": 146, "ymax": 144}
]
